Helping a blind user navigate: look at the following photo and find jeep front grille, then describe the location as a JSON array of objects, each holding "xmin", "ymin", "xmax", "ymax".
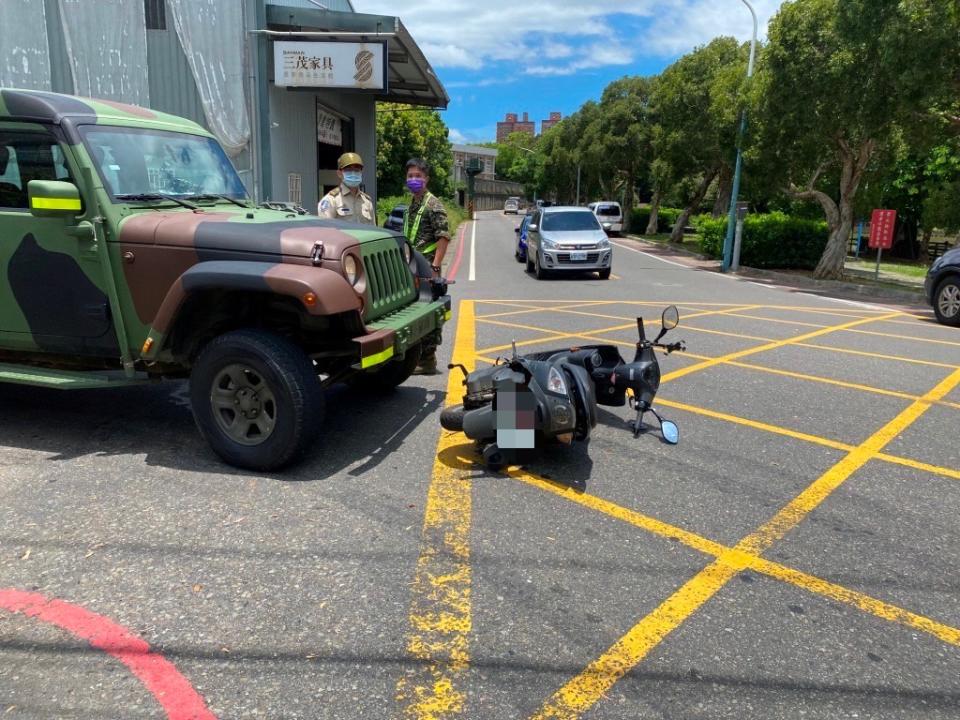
[{"xmin": 362, "ymin": 244, "xmax": 415, "ymax": 319}]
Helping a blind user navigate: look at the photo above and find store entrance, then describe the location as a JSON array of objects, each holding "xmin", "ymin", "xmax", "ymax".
[{"xmin": 317, "ymin": 101, "xmax": 355, "ymax": 205}]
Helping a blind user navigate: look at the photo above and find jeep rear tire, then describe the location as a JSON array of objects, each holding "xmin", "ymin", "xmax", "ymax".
[
  {"xmin": 190, "ymin": 330, "xmax": 324, "ymax": 471},
  {"xmin": 355, "ymin": 343, "xmax": 422, "ymax": 392}
]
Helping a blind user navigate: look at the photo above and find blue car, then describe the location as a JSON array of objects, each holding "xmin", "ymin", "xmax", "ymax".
[{"xmin": 514, "ymin": 214, "xmax": 531, "ymax": 263}]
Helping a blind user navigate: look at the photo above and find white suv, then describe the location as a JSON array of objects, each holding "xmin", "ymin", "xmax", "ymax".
[
  {"xmin": 504, "ymin": 197, "xmax": 520, "ymax": 214},
  {"xmin": 588, "ymin": 201, "xmax": 623, "ymax": 235}
]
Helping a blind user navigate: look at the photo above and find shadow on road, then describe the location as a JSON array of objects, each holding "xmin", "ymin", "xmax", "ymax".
[{"xmin": 0, "ymin": 381, "xmax": 444, "ymax": 481}]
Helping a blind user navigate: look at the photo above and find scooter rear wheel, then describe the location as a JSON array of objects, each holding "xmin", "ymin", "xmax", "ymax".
[{"xmin": 440, "ymin": 404, "xmax": 466, "ymax": 432}]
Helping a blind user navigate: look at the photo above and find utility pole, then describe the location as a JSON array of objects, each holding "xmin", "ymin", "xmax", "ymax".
[{"xmin": 722, "ymin": 0, "xmax": 758, "ymax": 273}]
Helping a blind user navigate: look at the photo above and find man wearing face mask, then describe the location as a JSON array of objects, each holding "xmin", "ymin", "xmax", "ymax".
[
  {"xmin": 318, "ymin": 152, "xmax": 375, "ymax": 224},
  {"xmin": 403, "ymin": 157, "xmax": 450, "ymax": 375}
]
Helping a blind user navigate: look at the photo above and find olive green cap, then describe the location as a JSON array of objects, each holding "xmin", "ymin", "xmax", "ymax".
[{"xmin": 338, "ymin": 152, "xmax": 364, "ymax": 169}]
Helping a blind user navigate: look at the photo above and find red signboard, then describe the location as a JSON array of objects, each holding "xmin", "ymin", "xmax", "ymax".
[{"xmin": 869, "ymin": 209, "xmax": 897, "ymax": 250}]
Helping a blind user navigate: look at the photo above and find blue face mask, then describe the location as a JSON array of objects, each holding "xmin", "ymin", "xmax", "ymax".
[{"xmin": 343, "ymin": 171, "xmax": 363, "ymax": 188}]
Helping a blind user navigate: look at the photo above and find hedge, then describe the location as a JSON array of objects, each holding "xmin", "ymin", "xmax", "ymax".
[
  {"xmin": 695, "ymin": 212, "xmax": 830, "ymax": 270},
  {"xmin": 630, "ymin": 206, "xmax": 683, "ymax": 234}
]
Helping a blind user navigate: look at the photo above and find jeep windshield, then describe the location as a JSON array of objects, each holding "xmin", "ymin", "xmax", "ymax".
[{"xmin": 79, "ymin": 125, "xmax": 248, "ymax": 202}]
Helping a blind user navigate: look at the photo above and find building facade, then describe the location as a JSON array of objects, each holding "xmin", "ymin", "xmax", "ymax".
[
  {"xmin": 496, "ymin": 112, "xmax": 536, "ymax": 143},
  {"xmin": 540, "ymin": 111, "xmax": 562, "ymax": 134},
  {"xmin": 0, "ymin": 0, "xmax": 448, "ymax": 212},
  {"xmin": 451, "ymin": 144, "xmax": 497, "ymax": 184}
]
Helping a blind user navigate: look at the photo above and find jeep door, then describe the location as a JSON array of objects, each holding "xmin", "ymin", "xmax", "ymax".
[{"xmin": 0, "ymin": 125, "xmax": 117, "ymax": 355}]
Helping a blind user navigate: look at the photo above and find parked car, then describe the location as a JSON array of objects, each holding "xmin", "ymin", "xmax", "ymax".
[
  {"xmin": 588, "ymin": 201, "xmax": 624, "ymax": 235},
  {"xmin": 504, "ymin": 197, "xmax": 519, "ymax": 214},
  {"xmin": 925, "ymin": 245, "xmax": 960, "ymax": 326},
  {"xmin": 0, "ymin": 89, "xmax": 450, "ymax": 471},
  {"xmin": 384, "ymin": 203, "xmax": 407, "ymax": 232},
  {"xmin": 514, "ymin": 214, "xmax": 531, "ymax": 263},
  {"xmin": 525, "ymin": 206, "xmax": 612, "ymax": 280}
]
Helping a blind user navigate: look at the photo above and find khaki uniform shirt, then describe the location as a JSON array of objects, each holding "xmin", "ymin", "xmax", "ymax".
[
  {"xmin": 405, "ymin": 192, "xmax": 450, "ymax": 261},
  {"xmin": 318, "ymin": 185, "xmax": 375, "ymax": 224}
]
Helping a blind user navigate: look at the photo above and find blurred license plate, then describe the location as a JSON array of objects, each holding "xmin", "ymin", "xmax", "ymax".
[
  {"xmin": 570, "ymin": 251, "xmax": 588, "ymax": 261},
  {"xmin": 495, "ymin": 383, "xmax": 536, "ymax": 449}
]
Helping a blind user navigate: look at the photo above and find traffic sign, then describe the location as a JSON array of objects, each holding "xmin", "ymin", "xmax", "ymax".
[{"xmin": 869, "ymin": 209, "xmax": 896, "ymax": 250}]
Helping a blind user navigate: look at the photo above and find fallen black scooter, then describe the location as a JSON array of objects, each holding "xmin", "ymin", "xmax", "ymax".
[{"xmin": 440, "ymin": 306, "xmax": 686, "ymax": 467}]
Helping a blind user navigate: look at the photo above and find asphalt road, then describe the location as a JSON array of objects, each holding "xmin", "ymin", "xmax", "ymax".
[{"xmin": 1, "ymin": 210, "xmax": 959, "ymax": 719}]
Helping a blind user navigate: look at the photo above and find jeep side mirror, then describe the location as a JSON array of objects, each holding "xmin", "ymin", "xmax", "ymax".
[{"xmin": 28, "ymin": 180, "xmax": 82, "ymax": 218}]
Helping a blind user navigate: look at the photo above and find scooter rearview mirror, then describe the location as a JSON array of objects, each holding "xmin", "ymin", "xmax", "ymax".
[
  {"xmin": 662, "ymin": 305, "xmax": 680, "ymax": 330},
  {"xmin": 661, "ymin": 420, "xmax": 680, "ymax": 444}
]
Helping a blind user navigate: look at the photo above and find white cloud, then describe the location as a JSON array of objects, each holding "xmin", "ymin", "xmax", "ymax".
[
  {"xmin": 448, "ymin": 128, "xmax": 469, "ymax": 143},
  {"xmin": 357, "ymin": 1, "xmax": 782, "ymax": 72}
]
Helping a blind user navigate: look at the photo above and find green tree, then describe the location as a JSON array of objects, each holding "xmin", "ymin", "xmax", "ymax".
[
  {"xmin": 650, "ymin": 37, "xmax": 748, "ymax": 243},
  {"xmin": 376, "ymin": 104, "xmax": 453, "ymax": 198},
  {"xmin": 758, "ymin": 0, "xmax": 960, "ymax": 278}
]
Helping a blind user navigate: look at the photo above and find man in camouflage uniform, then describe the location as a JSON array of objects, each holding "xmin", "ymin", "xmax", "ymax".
[
  {"xmin": 403, "ymin": 157, "xmax": 449, "ymax": 375},
  {"xmin": 318, "ymin": 152, "xmax": 376, "ymax": 224}
]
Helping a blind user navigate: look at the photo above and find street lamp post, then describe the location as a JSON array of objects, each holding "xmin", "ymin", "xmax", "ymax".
[{"xmin": 721, "ymin": 0, "xmax": 758, "ymax": 273}]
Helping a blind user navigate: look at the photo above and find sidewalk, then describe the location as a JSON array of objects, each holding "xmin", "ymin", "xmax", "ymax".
[{"xmin": 621, "ymin": 234, "xmax": 929, "ymax": 310}]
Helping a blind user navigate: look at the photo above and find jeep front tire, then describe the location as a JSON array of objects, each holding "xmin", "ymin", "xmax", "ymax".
[{"xmin": 190, "ymin": 330, "xmax": 324, "ymax": 471}]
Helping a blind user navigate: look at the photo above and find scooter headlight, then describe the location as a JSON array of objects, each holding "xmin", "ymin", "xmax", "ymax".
[{"xmin": 547, "ymin": 366, "xmax": 568, "ymax": 395}]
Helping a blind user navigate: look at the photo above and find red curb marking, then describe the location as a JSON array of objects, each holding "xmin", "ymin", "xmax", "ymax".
[
  {"xmin": 0, "ymin": 589, "xmax": 216, "ymax": 720},
  {"xmin": 447, "ymin": 222, "xmax": 468, "ymax": 282}
]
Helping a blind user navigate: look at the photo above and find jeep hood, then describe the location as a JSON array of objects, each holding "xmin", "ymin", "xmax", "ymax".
[{"xmin": 118, "ymin": 208, "xmax": 398, "ymax": 259}]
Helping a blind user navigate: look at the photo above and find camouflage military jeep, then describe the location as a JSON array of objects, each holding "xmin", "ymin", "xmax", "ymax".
[{"xmin": 0, "ymin": 89, "xmax": 450, "ymax": 471}]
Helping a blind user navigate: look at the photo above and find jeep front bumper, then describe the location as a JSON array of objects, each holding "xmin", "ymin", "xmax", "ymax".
[{"xmin": 352, "ymin": 295, "xmax": 452, "ymax": 370}]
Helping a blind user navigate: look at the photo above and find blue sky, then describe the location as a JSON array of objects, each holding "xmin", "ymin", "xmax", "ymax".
[{"xmin": 359, "ymin": 1, "xmax": 782, "ymax": 144}]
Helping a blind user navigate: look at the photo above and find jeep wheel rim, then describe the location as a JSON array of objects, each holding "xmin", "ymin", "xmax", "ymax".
[
  {"xmin": 210, "ymin": 363, "xmax": 278, "ymax": 446},
  {"xmin": 939, "ymin": 284, "xmax": 960, "ymax": 319}
]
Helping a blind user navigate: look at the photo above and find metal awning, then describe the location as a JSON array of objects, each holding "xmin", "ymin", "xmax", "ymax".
[{"xmin": 264, "ymin": 5, "xmax": 449, "ymax": 109}]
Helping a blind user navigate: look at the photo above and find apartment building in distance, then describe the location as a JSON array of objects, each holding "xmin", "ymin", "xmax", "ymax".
[
  {"xmin": 496, "ymin": 112, "xmax": 536, "ymax": 142},
  {"xmin": 541, "ymin": 111, "xmax": 562, "ymax": 134}
]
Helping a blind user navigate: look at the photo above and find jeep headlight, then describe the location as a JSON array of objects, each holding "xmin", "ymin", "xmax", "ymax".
[
  {"xmin": 400, "ymin": 241, "xmax": 412, "ymax": 264},
  {"xmin": 343, "ymin": 254, "xmax": 359, "ymax": 285},
  {"xmin": 547, "ymin": 366, "xmax": 568, "ymax": 395}
]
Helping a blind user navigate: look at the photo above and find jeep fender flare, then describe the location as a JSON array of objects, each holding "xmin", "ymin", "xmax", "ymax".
[{"xmin": 142, "ymin": 261, "xmax": 360, "ymax": 359}]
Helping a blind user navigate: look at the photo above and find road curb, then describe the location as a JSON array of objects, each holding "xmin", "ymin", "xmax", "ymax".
[{"xmin": 622, "ymin": 235, "xmax": 928, "ymax": 306}]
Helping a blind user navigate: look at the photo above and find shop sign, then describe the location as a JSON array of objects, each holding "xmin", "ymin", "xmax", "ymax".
[
  {"xmin": 317, "ymin": 107, "xmax": 342, "ymax": 146},
  {"xmin": 274, "ymin": 41, "xmax": 386, "ymax": 90}
]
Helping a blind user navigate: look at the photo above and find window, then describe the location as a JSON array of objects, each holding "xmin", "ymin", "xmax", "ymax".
[
  {"xmin": 145, "ymin": 0, "xmax": 166, "ymax": 30},
  {"xmin": 0, "ymin": 131, "xmax": 74, "ymax": 210},
  {"xmin": 79, "ymin": 126, "xmax": 247, "ymax": 200},
  {"xmin": 541, "ymin": 211, "xmax": 602, "ymax": 232}
]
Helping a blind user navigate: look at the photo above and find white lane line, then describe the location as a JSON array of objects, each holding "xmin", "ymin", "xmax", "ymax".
[
  {"xmin": 610, "ymin": 241, "xmax": 691, "ymax": 269},
  {"xmin": 469, "ymin": 218, "xmax": 477, "ymax": 282},
  {"xmin": 798, "ymin": 293, "xmax": 893, "ymax": 311}
]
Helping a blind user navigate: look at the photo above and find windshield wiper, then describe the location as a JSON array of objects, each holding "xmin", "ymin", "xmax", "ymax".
[
  {"xmin": 184, "ymin": 193, "xmax": 252, "ymax": 209},
  {"xmin": 115, "ymin": 193, "xmax": 199, "ymax": 210}
]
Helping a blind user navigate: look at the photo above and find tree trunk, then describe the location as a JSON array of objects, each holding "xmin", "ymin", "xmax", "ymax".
[
  {"xmin": 919, "ymin": 227, "xmax": 933, "ymax": 263},
  {"xmin": 622, "ymin": 172, "xmax": 635, "ymax": 233},
  {"xmin": 788, "ymin": 138, "xmax": 875, "ymax": 280},
  {"xmin": 670, "ymin": 169, "xmax": 717, "ymax": 244},
  {"xmin": 646, "ymin": 190, "xmax": 661, "ymax": 235},
  {"xmin": 712, "ymin": 165, "xmax": 733, "ymax": 218}
]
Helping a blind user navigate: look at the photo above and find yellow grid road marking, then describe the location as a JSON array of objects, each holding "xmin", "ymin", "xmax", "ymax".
[
  {"xmin": 796, "ymin": 342, "xmax": 960, "ymax": 369},
  {"xmin": 660, "ymin": 313, "xmax": 903, "ymax": 384},
  {"xmin": 475, "ymin": 306, "xmax": 765, "ymax": 357},
  {"xmin": 657, "ymin": 399, "xmax": 960, "ymax": 481},
  {"xmin": 397, "ymin": 301, "xmax": 476, "ymax": 720},
  {"xmin": 532, "ymin": 366, "xmax": 960, "ymax": 719},
  {"xmin": 506, "ymin": 470, "xmax": 960, "ymax": 648}
]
